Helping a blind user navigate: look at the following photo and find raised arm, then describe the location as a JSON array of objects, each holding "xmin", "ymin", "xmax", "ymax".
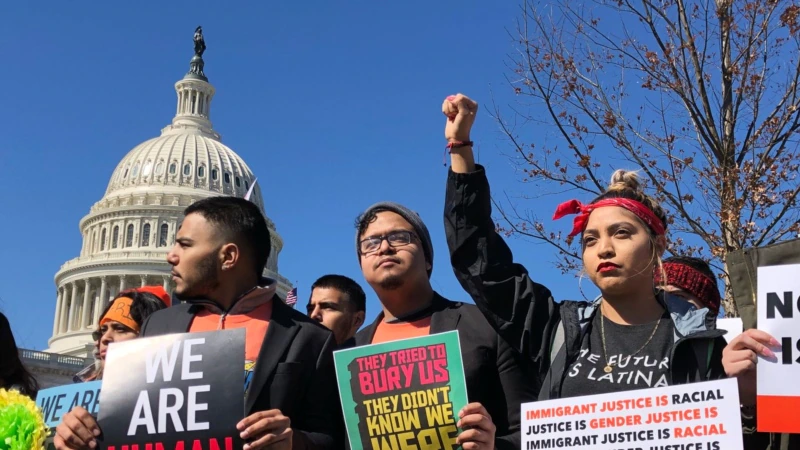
[{"xmin": 442, "ymin": 94, "xmax": 560, "ymax": 376}]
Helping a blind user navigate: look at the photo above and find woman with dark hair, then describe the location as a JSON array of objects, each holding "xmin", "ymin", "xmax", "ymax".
[
  {"xmin": 75, "ymin": 286, "xmax": 169, "ymax": 382},
  {"xmin": 0, "ymin": 312, "xmax": 39, "ymax": 399},
  {"xmin": 442, "ymin": 93, "xmax": 727, "ymax": 401}
]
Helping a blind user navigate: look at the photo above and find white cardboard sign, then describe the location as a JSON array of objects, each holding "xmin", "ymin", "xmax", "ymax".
[
  {"xmin": 756, "ymin": 263, "xmax": 800, "ymax": 433},
  {"xmin": 522, "ymin": 378, "xmax": 743, "ymax": 450}
]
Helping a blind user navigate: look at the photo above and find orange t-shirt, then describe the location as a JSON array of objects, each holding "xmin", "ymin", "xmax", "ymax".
[
  {"xmin": 188, "ymin": 301, "xmax": 272, "ymax": 361},
  {"xmin": 371, "ymin": 316, "xmax": 432, "ymax": 344}
]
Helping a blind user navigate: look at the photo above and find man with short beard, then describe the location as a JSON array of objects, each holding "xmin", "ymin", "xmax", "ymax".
[
  {"xmin": 353, "ymin": 202, "xmax": 536, "ymax": 450},
  {"xmin": 54, "ymin": 197, "xmax": 341, "ymax": 450}
]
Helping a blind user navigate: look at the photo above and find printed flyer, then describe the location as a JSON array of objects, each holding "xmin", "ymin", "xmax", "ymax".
[{"xmin": 334, "ymin": 330, "xmax": 468, "ymax": 450}]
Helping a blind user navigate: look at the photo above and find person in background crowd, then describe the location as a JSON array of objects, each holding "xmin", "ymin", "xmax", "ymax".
[
  {"xmin": 353, "ymin": 201, "xmax": 537, "ymax": 450},
  {"xmin": 442, "ymin": 93, "xmax": 727, "ymax": 402},
  {"xmin": 306, "ymin": 274, "xmax": 365, "ymax": 348},
  {"xmin": 73, "ymin": 286, "xmax": 170, "ymax": 382},
  {"xmin": 0, "ymin": 312, "xmax": 39, "ymax": 399},
  {"xmin": 54, "ymin": 196, "xmax": 341, "ymax": 450},
  {"xmin": 654, "ymin": 256, "xmax": 721, "ymax": 314}
]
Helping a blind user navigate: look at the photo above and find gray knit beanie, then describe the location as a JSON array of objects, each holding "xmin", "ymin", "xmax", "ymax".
[{"xmin": 356, "ymin": 202, "xmax": 434, "ymax": 277}]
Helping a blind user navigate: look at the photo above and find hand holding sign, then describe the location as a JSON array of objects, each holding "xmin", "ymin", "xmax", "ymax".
[
  {"xmin": 455, "ymin": 403, "xmax": 496, "ymax": 450},
  {"xmin": 54, "ymin": 407, "xmax": 100, "ymax": 450},
  {"xmin": 442, "ymin": 94, "xmax": 477, "ymax": 143},
  {"xmin": 237, "ymin": 409, "xmax": 292, "ymax": 450},
  {"xmin": 723, "ymin": 328, "xmax": 779, "ymax": 406}
]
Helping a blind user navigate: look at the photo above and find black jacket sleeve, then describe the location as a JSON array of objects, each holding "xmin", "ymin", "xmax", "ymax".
[
  {"xmin": 292, "ymin": 332, "xmax": 344, "ymax": 450},
  {"xmin": 444, "ymin": 165, "xmax": 561, "ymax": 383},
  {"xmin": 494, "ymin": 330, "xmax": 538, "ymax": 449}
]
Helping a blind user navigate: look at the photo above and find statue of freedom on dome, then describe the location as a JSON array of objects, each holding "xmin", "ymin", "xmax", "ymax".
[
  {"xmin": 193, "ymin": 26, "xmax": 206, "ymax": 57},
  {"xmin": 188, "ymin": 26, "xmax": 208, "ymax": 80}
]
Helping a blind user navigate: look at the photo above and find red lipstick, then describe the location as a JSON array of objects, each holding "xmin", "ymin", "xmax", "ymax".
[{"xmin": 597, "ymin": 262, "xmax": 621, "ymax": 273}]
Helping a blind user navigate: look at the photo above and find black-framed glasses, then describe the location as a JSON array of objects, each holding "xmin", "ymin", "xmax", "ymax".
[{"xmin": 359, "ymin": 230, "xmax": 415, "ymax": 254}]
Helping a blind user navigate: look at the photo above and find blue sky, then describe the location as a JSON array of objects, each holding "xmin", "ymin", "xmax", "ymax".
[{"xmin": 0, "ymin": 1, "xmax": 602, "ymax": 349}]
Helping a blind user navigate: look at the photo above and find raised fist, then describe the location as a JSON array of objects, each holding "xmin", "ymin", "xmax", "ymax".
[{"xmin": 442, "ymin": 94, "xmax": 478, "ymax": 142}]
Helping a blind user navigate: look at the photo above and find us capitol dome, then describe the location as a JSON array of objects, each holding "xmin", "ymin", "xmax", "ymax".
[{"xmin": 46, "ymin": 28, "xmax": 292, "ymax": 357}]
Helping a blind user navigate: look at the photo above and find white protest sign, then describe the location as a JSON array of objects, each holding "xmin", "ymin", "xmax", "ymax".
[
  {"xmin": 716, "ymin": 318, "xmax": 742, "ymax": 343},
  {"xmin": 756, "ymin": 263, "xmax": 800, "ymax": 433},
  {"xmin": 522, "ymin": 378, "xmax": 742, "ymax": 450}
]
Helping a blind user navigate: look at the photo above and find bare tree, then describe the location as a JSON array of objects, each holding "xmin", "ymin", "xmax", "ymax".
[{"xmin": 494, "ymin": 0, "xmax": 800, "ymax": 315}]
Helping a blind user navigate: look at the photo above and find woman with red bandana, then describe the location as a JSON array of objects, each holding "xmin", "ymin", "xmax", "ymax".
[
  {"xmin": 74, "ymin": 286, "xmax": 169, "ymax": 382},
  {"xmin": 442, "ymin": 93, "xmax": 726, "ymax": 400}
]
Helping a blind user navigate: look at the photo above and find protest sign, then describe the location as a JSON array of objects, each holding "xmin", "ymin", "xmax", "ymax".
[
  {"xmin": 35, "ymin": 381, "xmax": 102, "ymax": 450},
  {"xmin": 757, "ymin": 263, "xmax": 800, "ymax": 433},
  {"xmin": 97, "ymin": 329, "xmax": 245, "ymax": 450},
  {"xmin": 715, "ymin": 318, "xmax": 742, "ymax": 344},
  {"xmin": 522, "ymin": 378, "xmax": 743, "ymax": 450},
  {"xmin": 334, "ymin": 330, "xmax": 468, "ymax": 450},
  {"xmin": 37, "ymin": 381, "xmax": 102, "ymax": 428}
]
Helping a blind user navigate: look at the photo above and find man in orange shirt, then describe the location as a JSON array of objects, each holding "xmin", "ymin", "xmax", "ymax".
[
  {"xmin": 353, "ymin": 202, "xmax": 536, "ymax": 450},
  {"xmin": 54, "ymin": 197, "xmax": 341, "ymax": 450}
]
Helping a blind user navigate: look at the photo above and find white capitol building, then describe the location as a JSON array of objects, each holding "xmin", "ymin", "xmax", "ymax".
[{"xmin": 40, "ymin": 30, "xmax": 292, "ymax": 362}]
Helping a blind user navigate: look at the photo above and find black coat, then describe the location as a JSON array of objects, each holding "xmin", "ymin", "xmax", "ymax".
[
  {"xmin": 140, "ymin": 296, "xmax": 343, "ymax": 450},
  {"xmin": 355, "ymin": 293, "xmax": 537, "ymax": 450}
]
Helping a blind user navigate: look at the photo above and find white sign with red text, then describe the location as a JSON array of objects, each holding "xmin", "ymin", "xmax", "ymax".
[{"xmin": 521, "ymin": 378, "xmax": 742, "ymax": 450}]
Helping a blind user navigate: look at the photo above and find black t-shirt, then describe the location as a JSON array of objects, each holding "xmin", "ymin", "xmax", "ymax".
[{"xmin": 560, "ymin": 310, "xmax": 674, "ymax": 398}]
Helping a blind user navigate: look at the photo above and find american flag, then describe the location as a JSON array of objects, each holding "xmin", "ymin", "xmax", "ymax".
[{"xmin": 285, "ymin": 287, "xmax": 297, "ymax": 308}]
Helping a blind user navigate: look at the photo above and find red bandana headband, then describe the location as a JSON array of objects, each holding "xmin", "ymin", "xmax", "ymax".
[{"xmin": 553, "ymin": 198, "xmax": 666, "ymax": 237}]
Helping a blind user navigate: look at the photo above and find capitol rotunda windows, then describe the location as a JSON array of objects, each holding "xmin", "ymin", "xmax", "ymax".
[
  {"xmin": 141, "ymin": 224, "xmax": 151, "ymax": 247},
  {"xmin": 125, "ymin": 224, "xmax": 134, "ymax": 247},
  {"xmin": 111, "ymin": 226, "xmax": 119, "ymax": 249},
  {"xmin": 159, "ymin": 223, "xmax": 169, "ymax": 247}
]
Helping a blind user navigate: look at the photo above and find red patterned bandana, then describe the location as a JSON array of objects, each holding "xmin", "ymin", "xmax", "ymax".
[
  {"xmin": 553, "ymin": 198, "xmax": 666, "ymax": 237},
  {"xmin": 655, "ymin": 262, "xmax": 721, "ymax": 312}
]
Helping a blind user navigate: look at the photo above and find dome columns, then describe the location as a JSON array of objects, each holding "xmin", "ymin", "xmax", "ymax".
[
  {"xmin": 169, "ymin": 79, "xmax": 216, "ymax": 137},
  {"xmin": 48, "ymin": 275, "xmax": 168, "ymax": 344},
  {"xmin": 52, "ymin": 287, "xmax": 63, "ymax": 336}
]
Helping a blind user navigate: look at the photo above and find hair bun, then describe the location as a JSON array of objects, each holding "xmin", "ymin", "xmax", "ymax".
[{"xmin": 607, "ymin": 169, "xmax": 641, "ymax": 192}]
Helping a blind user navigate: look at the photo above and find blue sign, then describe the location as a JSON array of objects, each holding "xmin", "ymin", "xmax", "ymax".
[{"xmin": 36, "ymin": 381, "xmax": 102, "ymax": 428}]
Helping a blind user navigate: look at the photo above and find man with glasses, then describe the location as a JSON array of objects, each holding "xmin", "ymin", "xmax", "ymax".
[{"xmin": 352, "ymin": 202, "xmax": 536, "ymax": 450}]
